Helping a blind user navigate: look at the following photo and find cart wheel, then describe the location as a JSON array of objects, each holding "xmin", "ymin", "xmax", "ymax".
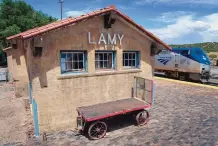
[
  {"xmin": 136, "ymin": 110, "xmax": 149, "ymax": 126},
  {"xmin": 88, "ymin": 121, "xmax": 107, "ymax": 140}
]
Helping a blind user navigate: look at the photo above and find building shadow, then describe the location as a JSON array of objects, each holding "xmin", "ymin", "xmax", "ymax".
[{"xmin": 83, "ymin": 112, "xmax": 140, "ymax": 139}]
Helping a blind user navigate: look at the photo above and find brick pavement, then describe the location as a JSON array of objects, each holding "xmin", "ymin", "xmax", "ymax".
[{"xmin": 4, "ymin": 79, "xmax": 218, "ymax": 146}]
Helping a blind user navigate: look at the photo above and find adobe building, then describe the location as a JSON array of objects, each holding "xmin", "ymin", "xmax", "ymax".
[{"xmin": 4, "ymin": 5, "xmax": 171, "ymax": 136}]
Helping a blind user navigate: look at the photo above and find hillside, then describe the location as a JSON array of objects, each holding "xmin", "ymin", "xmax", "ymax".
[{"xmin": 170, "ymin": 42, "xmax": 218, "ymax": 53}]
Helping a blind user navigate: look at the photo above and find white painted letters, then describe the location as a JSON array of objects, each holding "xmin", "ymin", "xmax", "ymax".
[
  {"xmin": 88, "ymin": 32, "xmax": 96, "ymax": 44},
  {"xmin": 117, "ymin": 34, "xmax": 124, "ymax": 45},
  {"xmin": 98, "ymin": 33, "xmax": 107, "ymax": 45},
  {"xmin": 88, "ymin": 32, "xmax": 124, "ymax": 45},
  {"xmin": 108, "ymin": 34, "xmax": 117, "ymax": 45}
]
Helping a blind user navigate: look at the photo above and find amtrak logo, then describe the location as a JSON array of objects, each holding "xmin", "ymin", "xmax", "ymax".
[{"xmin": 157, "ymin": 58, "xmax": 171, "ymax": 65}]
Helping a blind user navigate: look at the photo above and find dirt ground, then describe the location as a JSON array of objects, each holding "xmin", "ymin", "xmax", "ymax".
[
  {"xmin": 0, "ymin": 82, "xmax": 33, "ymax": 146},
  {"xmin": 1, "ymin": 79, "xmax": 218, "ymax": 146}
]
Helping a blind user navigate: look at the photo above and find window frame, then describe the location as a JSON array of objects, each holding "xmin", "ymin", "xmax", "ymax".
[
  {"xmin": 123, "ymin": 51, "xmax": 140, "ymax": 69},
  {"xmin": 95, "ymin": 51, "xmax": 115, "ymax": 70},
  {"xmin": 60, "ymin": 51, "xmax": 87, "ymax": 74}
]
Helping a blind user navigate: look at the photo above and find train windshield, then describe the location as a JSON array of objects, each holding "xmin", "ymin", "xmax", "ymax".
[
  {"xmin": 195, "ymin": 49, "xmax": 203, "ymax": 55},
  {"xmin": 195, "ymin": 49, "xmax": 210, "ymax": 62}
]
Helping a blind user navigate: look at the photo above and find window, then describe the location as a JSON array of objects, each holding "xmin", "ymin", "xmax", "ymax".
[
  {"xmin": 33, "ymin": 47, "xmax": 43, "ymax": 57},
  {"xmin": 181, "ymin": 50, "xmax": 190, "ymax": 55},
  {"xmin": 12, "ymin": 44, "xmax": 17, "ymax": 49},
  {"xmin": 60, "ymin": 51, "xmax": 86, "ymax": 73},
  {"xmin": 123, "ymin": 51, "xmax": 140, "ymax": 68},
  {"xmin": 95, "ymin": 51, "xmax": 115, "ymax": 69}
]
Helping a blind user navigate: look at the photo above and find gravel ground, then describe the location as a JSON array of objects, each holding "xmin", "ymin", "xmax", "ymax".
[
  {"xmin": 22, "ymin": 79, "xmax": 218, "ymax": 146},
  {"xmin": 211, "ymin": 67, "xmax": 218, "ymax": 80},
  {"xmin": 0, "ymin": 82, "xmax": 33, "ymax": 146},
  {"xmin": 212, "ymin": 66, "xmax": 218, "ymax": 74}
]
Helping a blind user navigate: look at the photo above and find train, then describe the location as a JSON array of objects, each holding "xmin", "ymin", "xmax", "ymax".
[{"xmin": 155, "ymin": 48, "xmax": 211, "ymax": 82}]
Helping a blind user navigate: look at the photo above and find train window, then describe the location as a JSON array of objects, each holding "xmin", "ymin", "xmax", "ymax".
[{"xmin": 181, "ymin": 50, "xmax": 190, "ymax": 55}]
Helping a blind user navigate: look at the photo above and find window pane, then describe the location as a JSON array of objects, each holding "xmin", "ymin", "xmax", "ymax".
[
  {"xmin": 104, "ymin": 53, "xmax": 108, "ymax": 60},
  {"xmin": 61, "ymin": 53, "xmax": 66, "ymax": 62},
  {"xmin": 79, "ymin": 62, "xmax": 83, "ymax": 69},
  {"xmin": 100, "ymin": 54, "xmax": 104, "ymax": 60},
  {"xmin": 129, "ymin": 60, "xmax": 132, "ymax": 66},
  {"xmin": 66, "ymin": 53, "xmax": 72, "ymax": 62},
  {"xmin": 181, "ymin": 50, "xmax": 189, "ymax": 55},
  {"xmin": 100, "ymin": 61, "xmax": 104, "ymax": 68},
  {"xmin": 96, "ymin": 53, "xmax": 99, "ymax": 60},
  {"xmin": 66, "ymin": 62, "xmax": 72, "ymax": 70},
  {"xmin": 129, "ymin": 53, "xmax": 133, "ymax": 59},
  {"xmin": 132, "ymin": 53, "xmax": 136, "ymax": 59},
  {"xmin": 124, "ymin": 53, "xmax": 128, "ymax": 59},
  {"xmin": 104, "ymin": 61, "xmax": 108, "ymax": 68},
  {"xmin": 108, "ymin": 53, "xmax": 112, "ymax": 61},
  {"xmin": 61, "ymin": 63, "xmax": 66, "ymax": 71},
  {"xmin": 125, "ymin": 60, "xmax": 128, "ymax": 66},
  {"xmin": 78, "ymin": 53, "xmax": 83, "ymax": 60},
  {"xmin": 132, "ymin": 60, "xmax": 136, "ymax": 66},
  {"xmin": 130, "ymin": 60, "xmax": 135, "ymax": 66},
  {"xmin": 73, "ymin": 62, "xmax": 78, "ymax": 69},
  {"xmin": 73, "ymin": 53, "xmax": 78, "ymax": 61}
]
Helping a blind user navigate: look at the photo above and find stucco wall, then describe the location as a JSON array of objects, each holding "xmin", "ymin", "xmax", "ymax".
[
  {"xmin": 24, "ymin": 15, "xmax": 154, "ymax": 132},
  {"xmin": 6, "ymin": 39, "xmax": 29, "ymax": 97},
  {"xmin": 6, "ymin": 51, "xmax": 14, "ymax": 82}
]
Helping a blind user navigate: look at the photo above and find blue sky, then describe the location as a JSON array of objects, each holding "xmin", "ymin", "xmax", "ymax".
[{"xmin": 25, "ymin": 0, "xmax": 218, "ymax": 44}]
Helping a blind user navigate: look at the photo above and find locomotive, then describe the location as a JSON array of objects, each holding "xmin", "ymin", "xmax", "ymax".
[{"xmin": 155, "ymin": 48, "xmax": 211, "ymax": 81}]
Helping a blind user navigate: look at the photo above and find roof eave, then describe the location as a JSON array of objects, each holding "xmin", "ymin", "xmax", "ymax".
[
  {"xmin": 7, "ymin": 6, "xmax": 116, "ymax": 41},
  {"xmin": 6, "ymin": 5, "xmax": 171, "ymax": 50},
  {"xmin": 3, "ymin": 46, "xmax": 12, "ymax": 52},
  {"xmin": 115, "ymin": 11, "xmax": 171, "ymax": 50}
]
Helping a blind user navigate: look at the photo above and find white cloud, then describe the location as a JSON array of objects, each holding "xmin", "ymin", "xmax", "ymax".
[
  {"xmin": 65, "ymin": 8, "xmax": 99, "ymax": 17},
  {"xmin": 151, "ymin": 11, "xmax": 194, "ymax": 23},
  {"xmin": 149, "ymin": 13, "xmax": 218, "ymax": 44},
  {"xmin": 135, "ymin": 0, "xmax": 218, "ymax": 5},
  {"xmin": 65, "ymin": 9, "xmax": 90, "ymax": 17},
  {"xmin": 65, "ymin": 11, "xmax": 86, "ymax": 17},
  {"xmin": 117, "ymin": 5, "xmax": 135, "ymax": 10}
]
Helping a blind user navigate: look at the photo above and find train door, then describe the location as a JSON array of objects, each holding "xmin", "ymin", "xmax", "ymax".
[{"xmin": 174, "ymin": 54, "xmax": 180, "ymax": 68}]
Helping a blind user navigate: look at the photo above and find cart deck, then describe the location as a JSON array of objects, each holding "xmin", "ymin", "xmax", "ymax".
[{"xmin": 77, "ymin": 98, "xmax": 151, "ymax": 122}]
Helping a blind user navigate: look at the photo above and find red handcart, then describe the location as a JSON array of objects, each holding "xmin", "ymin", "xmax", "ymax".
[{"xmin": 76, "ymin": 76, "xmax": 154, "ymax": 140}]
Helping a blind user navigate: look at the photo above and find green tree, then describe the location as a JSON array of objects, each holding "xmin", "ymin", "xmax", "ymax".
[{"xmin": 0, "ymin": 0, "xmax": 57, "ymax": 52}]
